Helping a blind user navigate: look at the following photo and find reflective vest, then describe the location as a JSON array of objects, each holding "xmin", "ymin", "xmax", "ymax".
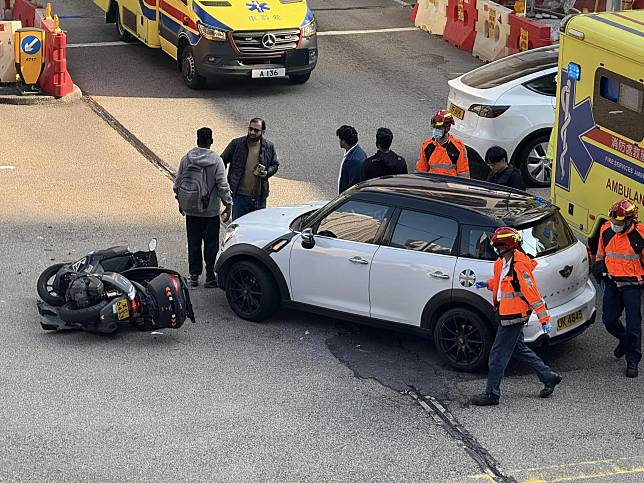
[
  {"xmin": 597, "ymin": 221, "xmax": 644, "ymax": 287},
  {"xmin": 415, "ymin": 135, "xmax": 470, "ymax": 178},
  {"xmin": 487, "ymin": 250, "xmax": 550, "ymax": 326}
]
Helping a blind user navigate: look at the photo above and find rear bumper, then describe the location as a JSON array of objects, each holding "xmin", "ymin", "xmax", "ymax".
[{"xmin": 193, "ymin": 35, "xmax": 318, "ymax": 78}]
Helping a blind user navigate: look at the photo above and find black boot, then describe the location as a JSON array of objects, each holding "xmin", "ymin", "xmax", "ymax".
[
  {"xmin": 470, "ymin": 393, "xmax": 499, "ymax": 406},
  {"xmin": 613, "ymin": 343, "xmax": 626, "ymax": 359},
  {"xmin": 626, "ymin": 363, "xmax": 638, "ymax": 378},
  {"xmin": 540, "ymin": 373, "xmax": 562, "ymax": 398},
  {"xmin": 204, "ymin": 272, "xmax": 217, "ymax": 288}
]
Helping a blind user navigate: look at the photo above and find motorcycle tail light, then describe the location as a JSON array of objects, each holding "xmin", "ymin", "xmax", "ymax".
[
  {"xmin": 129, "ymin": 296, "xmax": 141, "ymax": 314},
  {"xmin": 170, "ymin": 275, "xmax": 181, "ymax": 293}
]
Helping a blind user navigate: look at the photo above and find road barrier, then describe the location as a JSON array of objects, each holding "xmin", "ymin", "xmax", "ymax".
[
  {"xmin": 507, "ymin": 13, "xmax": 551, "ymax": 55},
  {"xmin": 34, "ymin": 2, "xmax": 50, "ymax": 28},
  {"xmin": 0, "ymin": 20, "xmax": 21, "ymax": 82},
  {"xmin": 38, "ymin": 16, "xmax": 74, "ymax": 97},
  {"xmin": 472, "ymin": 0, "xmax": 511, "ymax": 62},
  {"xmin": 12, "ymin": 0, "xmax": 36, "ymax": 27},
  {"xmin": 415, "ymin": 0, "xmax": 448, "ymax": 36},
  {"xmin": 410, "ymin": 1, "xmax": 419, "ymax": 23},
  {"xmin": 443, "ymin": 0, "xmax": 477, "ymax": 52}
]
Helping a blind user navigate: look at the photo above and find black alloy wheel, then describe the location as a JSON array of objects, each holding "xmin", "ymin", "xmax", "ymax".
[
  {"xmin": 225, "ymin": 260, "xmax": 279, "ymax": 322},
  {"xmin": 433, "ymin": 308, "xmax": 493, "ymax": 372},
  {"xmin": 518, "ymin": 132, "xmax": 552, "ymax": 187}
]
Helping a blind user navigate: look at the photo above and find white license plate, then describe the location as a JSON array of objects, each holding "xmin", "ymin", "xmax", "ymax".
[{"xmin": 251, "ymin": 68, "xmax": 286, "ymax": 79}]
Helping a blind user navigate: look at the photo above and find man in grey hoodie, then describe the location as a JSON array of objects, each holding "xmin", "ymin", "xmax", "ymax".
[{"xmin": 174, "ymin": 128, "xmax": 233, "ymax": 288}]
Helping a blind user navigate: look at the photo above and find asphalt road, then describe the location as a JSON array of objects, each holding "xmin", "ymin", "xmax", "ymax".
[{"xmin": 1, "ymin": 0, "xmax": 642, "ymax": 481}]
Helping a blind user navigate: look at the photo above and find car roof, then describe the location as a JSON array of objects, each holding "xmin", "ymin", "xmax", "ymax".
[{"xmin": 352, "ymin": 174, "xmax": 557, "ymax": 227}]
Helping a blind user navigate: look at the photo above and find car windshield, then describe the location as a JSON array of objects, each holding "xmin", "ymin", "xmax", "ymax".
[
  {"xmin": 516, "ymin": 212, "xmax": 576, "ymax": 257},
  {"xmin": 461, "ymin": 46, "xmax": 559, "ymax": 89}
]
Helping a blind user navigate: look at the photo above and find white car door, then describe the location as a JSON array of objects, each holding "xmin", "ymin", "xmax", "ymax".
[
  {"xmin": 289, "ymin": 199, "xmax": 391, "ymax": 317},
  {"xmin": 369, "ymin": 210, "xmax": 459, "ymax": 326}
]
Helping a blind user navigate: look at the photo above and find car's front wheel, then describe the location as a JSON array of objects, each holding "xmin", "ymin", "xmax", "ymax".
[
  {"xmin": 518, "ymin": 132, "xmax": 551, "ymax": 187},
  {"xmin": 433, "ymin": 308, "xmax": 493, "ymax": 372},
  {"xmin": 225, "ymin": 260, "xmax": 280, "ymax": 322}
]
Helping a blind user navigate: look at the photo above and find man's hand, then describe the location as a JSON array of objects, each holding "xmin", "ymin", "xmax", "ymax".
[
  {"xmin": 541, "ymin": 322, "xmax": 553, "ymax": 334},
  {"xmin": 221, "ymin": 205, "xmax": 232, "ymax": 223},
  {"xmin": 474, "ymin": 281, "xmax": 488, "ymax": 289},
  {"xmin": 258, "ymin": 167, "xmax": 268, "ymax": 178}
]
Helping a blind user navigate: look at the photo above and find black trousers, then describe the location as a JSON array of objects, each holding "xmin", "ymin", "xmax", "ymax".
[
  {"xmin": 186, "ymin": 215, "xmax": 220, "ymax": 277},
  {"xmin": 602, "ymin": 280, "xmax": 642, "ymax": 365}
]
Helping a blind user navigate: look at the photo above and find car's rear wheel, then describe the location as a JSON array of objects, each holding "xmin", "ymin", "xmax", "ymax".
[
  {"xmin": 225, "ymin": 260, "xmax": 280, "ymax": 322},
  {"xmin": 433, "ymin": 308, "xmax": 493, "ymax": 372},
  {"xmin": 518, "ymin": 133, "xmax": 551, "ymax": 187}
]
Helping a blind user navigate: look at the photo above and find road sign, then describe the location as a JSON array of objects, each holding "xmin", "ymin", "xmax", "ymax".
[{"xmin": 14, "ymin": 28, "xmax": 44, "ymax": 86}]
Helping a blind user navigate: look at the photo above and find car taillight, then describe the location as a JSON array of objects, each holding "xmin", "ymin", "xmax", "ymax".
[
  {"xmin": 468, "ymin": 104, "xmax": 510, "ymax": 118},
  {"xmin": 129, "ymin": 296, "xmax": 141, "ymax": 314},
  {"xmin": 586, "ymin": 244, "xmax": 594, "ymax": 274}
]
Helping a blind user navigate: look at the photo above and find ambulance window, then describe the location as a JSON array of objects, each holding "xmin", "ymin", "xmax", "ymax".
[{"xmin": 593, "ymin": 68, "xmax": 644, "ymax": 142}]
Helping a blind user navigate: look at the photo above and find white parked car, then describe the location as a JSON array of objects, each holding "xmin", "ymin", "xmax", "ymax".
[
  {"xmin": 447, "ymin": 45, "xmax": 558, "ymax": 187},
  {"xmin": 215, "ymin": 174, "xmax": 596, "ymax": 372}
]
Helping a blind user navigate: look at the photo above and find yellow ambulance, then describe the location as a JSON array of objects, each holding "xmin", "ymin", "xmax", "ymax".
[
  {"xmin": 551, "ymin": 9, "xmax": 643, "ymax": 253},
  {"xmin": 94, "ymin": 0, "xmax": 318, "ymax": 88}
]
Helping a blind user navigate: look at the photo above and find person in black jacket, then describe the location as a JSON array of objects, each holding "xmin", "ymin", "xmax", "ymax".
[
  {"xmin": 337, "ymin": 125, "xmax": 367, "ymax": 194},
  {"xmin": 362, "ymin": 128, "xmax": 408, "ymax": 181},
  {"xmin": 485, "ymin": 146, "xmax": 526, "ymax": 191},
  {"xmin": 221, "ymin": 118, "xmax": 279, "ymax": 220}
]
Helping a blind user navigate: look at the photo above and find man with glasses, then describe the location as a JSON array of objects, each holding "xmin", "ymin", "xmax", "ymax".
[
  {"xmin": 485, "ymin": 146, "xmax": 526, "ymax": 191},
  {"xmin": 222, "ymin": 118, "xmax": 280, "ymax": 220}
]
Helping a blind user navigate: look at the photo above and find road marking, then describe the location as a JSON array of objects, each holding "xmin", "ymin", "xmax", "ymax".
[
  {"xmin": 318, "ymin": 26, "xmax": 419, "ymax": 36},
  {"xmin": 0, "ymin": 165, "xmax": 17, "ymax": 171},
  {"xmin": 67, "ymin": 27, "xmax": 420, "ymax": 48}
]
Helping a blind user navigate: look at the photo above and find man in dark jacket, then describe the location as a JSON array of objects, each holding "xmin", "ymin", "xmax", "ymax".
[
  {"xmin": 362, "ymin": 128, "xmax": 408, "ymax": 181},
  {"xmin": 485, "ymin": 146, "xmax": 526, "ymax": 190},
  {"xmin": 221, "ymin": 118, "xmax": 279, "ymax": 220},
  {"xmin": 174, "ymin": 127, "xmax": 233, "ymax": 288},
  {"xmin": 337, "ymin": 125, "xmax": 367, "ymax": 193}
]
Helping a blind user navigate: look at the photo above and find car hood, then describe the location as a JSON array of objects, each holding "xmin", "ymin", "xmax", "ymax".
[{"xmin": 231, "ymin": 202, "xmax": 327, "ymax": 248}]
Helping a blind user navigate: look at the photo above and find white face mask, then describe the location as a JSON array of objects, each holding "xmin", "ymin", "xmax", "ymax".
[
  {"xmin": 432, "ymin": 128, "xmax": 444, "ymax": 140},
  {"xmin": 611, "ymin": 223, "xmax": 624, "ymax": 233}
]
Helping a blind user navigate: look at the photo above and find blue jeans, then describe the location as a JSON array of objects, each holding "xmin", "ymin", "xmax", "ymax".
[
  {"xmin": 603, "ymin": 280, "xmax": 642, "ymax": 365},
  {"xmin": 486, "ymin": 322, "xmax": 558, "ymax": 397},
  {"xmin": 232, "ymin": 194, "xmax": 266, "ymax": 221}
]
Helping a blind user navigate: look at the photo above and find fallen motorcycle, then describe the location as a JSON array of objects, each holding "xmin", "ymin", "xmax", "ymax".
[{"xmin": 37, "ymin": 239, "xmax": 159, "ymax": 307}]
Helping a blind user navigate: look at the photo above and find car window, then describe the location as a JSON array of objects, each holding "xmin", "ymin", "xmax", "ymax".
[
  {"xmin": 516, "ymin": 212, "xmax": 576, "ymax": 257},
  {"xmin": 460, "ymin": 46, "xmax": 558, "ymax": 89},
  {"xmin": 460, "ymin": 225, "xmax": 497, "ymax": 261},
  {"xmin": 316, "ymin": 200, "xmax": 389, "ymax": 244},
  {"xmin": 524, "ymin": 73, "xmax": 557, "ymax": 97},
  {"xmin": 389, "ymin": 210, "xmax": 458, "ymax": 255}
]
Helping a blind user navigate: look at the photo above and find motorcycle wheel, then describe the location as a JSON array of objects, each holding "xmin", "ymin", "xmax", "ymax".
[
  {"xmin": 57, "ymin": 300, "xmax": 110, "ymax": 324},
  {"xmin": 37, "ymin": 263, "xmax": 67, "ymax": 306}
]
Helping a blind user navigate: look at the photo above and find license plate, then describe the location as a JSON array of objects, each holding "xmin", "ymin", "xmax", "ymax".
[
  {"xmin": 556, "ymin": 310, "xmax": 583, "ymax": 331},
  {"xmin": 115, "ymin": 299, "xmax": 130, "ymax": 321},
  {"xmin": 448, "ymin": 102, "xmax": 465, "ymax": 120},
  {"xmin": 251, "ymin": 68, "xmax": 286, "ymax": 79}
]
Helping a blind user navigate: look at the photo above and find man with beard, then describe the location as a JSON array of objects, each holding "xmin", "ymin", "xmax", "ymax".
[
  {"xmin": 222, "ymin": 118, "xmax": 279, "ymax": 220},
  {"xmin": 362, "ymin": 128, "xmax": 408, "ymax": 181}
]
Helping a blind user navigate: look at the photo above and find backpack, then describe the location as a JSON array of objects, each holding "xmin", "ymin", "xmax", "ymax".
[{"xmin": 175, "ymin": 163, "xmax": 213, "ymax": 214}]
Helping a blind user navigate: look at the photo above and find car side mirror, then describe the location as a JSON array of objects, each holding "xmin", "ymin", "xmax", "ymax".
[
  {"xmin": 148, "ymin": 238, "xmax": 157, "ymax": 252},
  {"xmin": 301, "ymin": 228, "xmax": 315, "ymax": 249}
]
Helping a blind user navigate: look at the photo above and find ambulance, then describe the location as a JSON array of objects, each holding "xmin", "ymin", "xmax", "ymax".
[
  {"xmin": 94, "ymin": 0, "xmax": 318, "ymax": 88},
  {"xmin": 551, "ymin": 9, "xmax": 643, "ymax": 253}
]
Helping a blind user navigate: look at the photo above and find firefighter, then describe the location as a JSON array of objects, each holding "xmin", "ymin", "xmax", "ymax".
[
  {"xmin": 594, "ymin": 199, "xmax": 643, "ymax": 378},
  {"xmin": 415, "ymin": 110, "xmax": 470, "ymax": 178},
  {"xmin": 470, "ymin": 227, "xmax": 561, "ymax": 406}
]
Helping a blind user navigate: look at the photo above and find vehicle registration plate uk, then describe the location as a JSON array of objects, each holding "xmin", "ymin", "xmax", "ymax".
[
  {"xmin": 448, "ymin": 102, "xmax": 465, "ymax": 120},
  {"xmin": 115, "ymin": 299, "xmax": 130, "ymax": 321},
  {"xmin": 251, "ymin": 68, "xmax": 286, "ymax": 79},
  {"xmin": 556, "ymin": 310, "xmax": 583, "ymax": 331}
]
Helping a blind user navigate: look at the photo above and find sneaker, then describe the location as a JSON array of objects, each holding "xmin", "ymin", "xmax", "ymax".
[
  {"xmin": 613, "ymin": 344, "xmax": 626, "ymax": 359},
  {"xmin": 190, "ymin": 275, "xmax": 199, "ymax": 287},
  {"xmin": 540, "ymin": 373, "xmax": 562, "ymax": 398},
  {"xmin": 204, "ymin": 273, "xmax": 217, "ymax": 288},
  {"xmin": 470, "ymin": 393, "xmax": 499, "ymax": 406},
  {"xmin": 626, "ymin": 363, "xmax": 638, "ymax": 378}
]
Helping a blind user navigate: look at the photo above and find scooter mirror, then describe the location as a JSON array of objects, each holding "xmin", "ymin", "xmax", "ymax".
[{"xmin": 148, "ymin": 238, "xmax": 158, "ymax": 252}]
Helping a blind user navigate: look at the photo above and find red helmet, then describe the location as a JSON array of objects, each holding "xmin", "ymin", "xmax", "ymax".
[
  {"xmin": 490, "ymin": 227, "xmax": 522, "ymax": 252},
  {"xmin": 609, "ymin": 199, "xmax": 638, "ymax": 225},
  {"xmin": 431, "ymin": 109, "xmax": 455, "ymax": 127}
]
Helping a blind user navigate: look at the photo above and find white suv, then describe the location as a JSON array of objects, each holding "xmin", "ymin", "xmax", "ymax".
[{"xmin": 215, "ymin": 175, "xmax": 596, "ymax": 371}]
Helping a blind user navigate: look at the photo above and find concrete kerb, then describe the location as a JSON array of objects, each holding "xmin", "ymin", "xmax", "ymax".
[{"xmin": 0, "ymin": 83, "xmax": 82, "ymax": 104}]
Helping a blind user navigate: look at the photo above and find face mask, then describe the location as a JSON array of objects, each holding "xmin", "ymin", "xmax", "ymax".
[
  {"xmin": 432, "ymin": 128, "xmax": 444, "ymax": 140},
  {"xmin": 611, "ymin": 223, "xmax": 624, "ymax": 233}
]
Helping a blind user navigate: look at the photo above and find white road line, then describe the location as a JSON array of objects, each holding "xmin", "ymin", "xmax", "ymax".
[
  {"xmin": 318, "ymin": 26, "xmax": 418, "ymax": 36},
  {"xmin": 0, "ymin": 165, "xmax": 17, "ymax": 171},
  {"xmin": 67, "ymin": 27, "xmax": 420, "ymax": 48}
]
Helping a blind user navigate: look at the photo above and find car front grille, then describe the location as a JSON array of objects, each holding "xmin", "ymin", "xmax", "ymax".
[{"xmin": 231, "ymin": 29, "xmax": 300, "ymax": 53}]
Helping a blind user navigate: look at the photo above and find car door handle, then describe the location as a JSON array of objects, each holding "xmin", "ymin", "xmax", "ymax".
[
  {"xmin": 349, "ymin": 256, "xmax": 370, "ymax": 265},
  {"xmin": 430, "ymin": 271, "xmax": 450, "ymax": 279}
]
